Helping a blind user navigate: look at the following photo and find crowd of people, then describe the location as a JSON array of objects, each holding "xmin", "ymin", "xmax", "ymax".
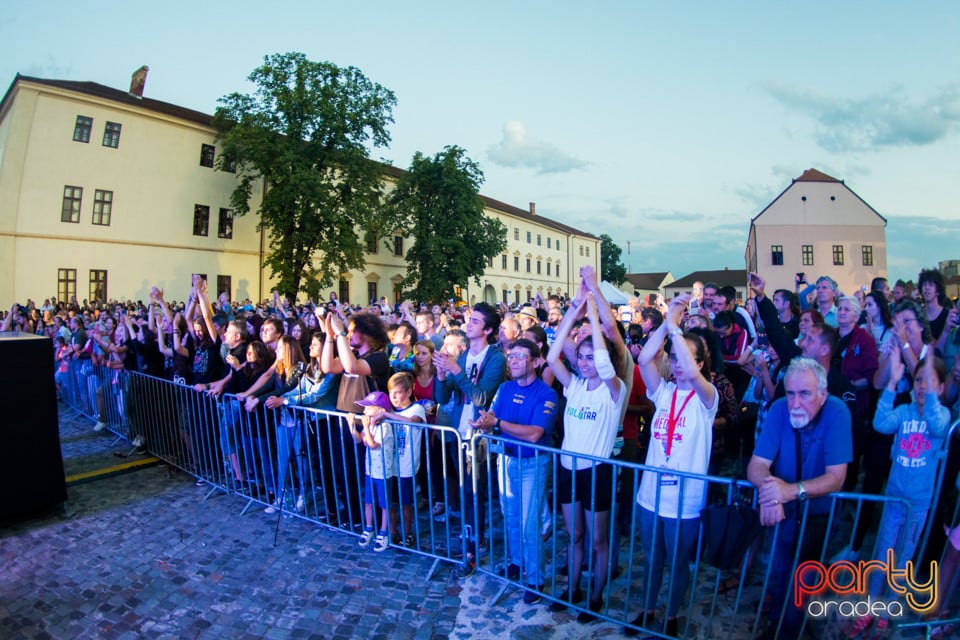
[{"xmin": 4, "ymin": 265, "xmax": 960, "ymax": 639}]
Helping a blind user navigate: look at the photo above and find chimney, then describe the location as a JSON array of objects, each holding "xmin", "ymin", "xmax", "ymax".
[
  {"xmin": 129, "ymin": 65, "xmax": 149, "ymax": 97},
  {"xmin": 529, "ymin": 202, "xmax": 536, "ymax": 216}
]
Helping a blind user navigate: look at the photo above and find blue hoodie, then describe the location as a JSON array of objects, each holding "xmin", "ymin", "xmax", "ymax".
[{"xmin": 873, "ymin": 388, "xmax": 951, "ymax": 508}]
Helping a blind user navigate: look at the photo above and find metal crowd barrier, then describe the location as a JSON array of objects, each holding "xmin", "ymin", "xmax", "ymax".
[{"xmin": 59, "ymin": 366, "xmax": 960, "ymax": 638}]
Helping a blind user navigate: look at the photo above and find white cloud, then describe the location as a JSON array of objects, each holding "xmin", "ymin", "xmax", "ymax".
[{"xmin": 487, "ymin": 121, "xmax": 587, "ymax": 174}]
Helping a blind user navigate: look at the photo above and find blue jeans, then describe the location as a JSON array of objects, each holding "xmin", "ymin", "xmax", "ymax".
[
  {"xmin": 868, "ymin": 501, "xmax": 927, "ymax": 598},
  {"xmin": 275, "ymin": 417, "xmax": 307, "ymax": 502},
  {"xmin": 498, "ymin": 453, "xmax": 549, "ymax": 585},
  {"xmin": 638, "ymin": 507, "xmax": 700, "ymax": 617}
]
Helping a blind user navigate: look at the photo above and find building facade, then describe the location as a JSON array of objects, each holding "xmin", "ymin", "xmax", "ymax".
[
  {"xmin": 0, "ymin": 72, "xmax": 599, "ymax": 307},
  {"xmin": 744, "ymin": 168, "xmax": 887, "ymax": 296}
]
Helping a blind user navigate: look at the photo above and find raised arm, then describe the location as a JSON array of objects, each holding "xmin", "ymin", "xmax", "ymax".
[
  {"xmin": 195, "ymin": 279, "xmax": 218, "ymax": 343},
  {"xmin": 586, "ymin": 293, "xmax": 621, "ymax": 402}
]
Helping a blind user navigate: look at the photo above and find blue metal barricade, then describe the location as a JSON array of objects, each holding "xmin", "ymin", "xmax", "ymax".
[{"xmin": 59, "ymin": 370, "xmax": 960, "ymax": 636}]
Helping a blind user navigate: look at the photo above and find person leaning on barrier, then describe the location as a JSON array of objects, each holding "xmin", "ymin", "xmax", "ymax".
[
  {"xmin": 626, "ymin": 293, "xmax": 717, "ymax": 638},
  {"xmin": 746, "ymin": 357, "xmax": 851, "ymax": 640},
  {"xmin": 470, "ymin": 337, "xmax": 558, "ymax": 605}
]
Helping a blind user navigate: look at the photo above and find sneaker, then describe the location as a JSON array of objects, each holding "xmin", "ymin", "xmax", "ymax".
[
  {"xmin": 357, "ymin": 529, "xmax": 375, "ymax": 548},
  {"xmin": 294, "ymin": 494, "xmax": 305, "ymax": 513},
  {"xmin": 263, "ymin": 499, "xmax": 281, "ymax": 514},
  {"xmin": 548, "ymin": 588, "xmax": 583, "ymax": 612},
  {"xmin": 131, "ymin": 435, "xmax": 145, "ymax": 447},
  {"xmin": 523, "ymin": 584, "xmax": 544, "ymax": 605},
  {"xmin": 134, "ymin": 446, "xmax": 147, "ymax": 455},
  {"xmin": 195, "ymin": 478, "xmax": 206, "ymax": 487},
  {"xmin": 373, "ymin": 532, "xmax": 390, "ymax": 553},
  {"xmin": 577, "ymin": 597, "xmax": 604, "ymax": 624},
  {"xmin": 94, "ymin": 421, "xmax": 107, "ymax": 431},
  {"xmin": 403, "ymin": 534, "xmax": 417, "ymax": 549},
  {"xmin": 499, "ymin": 563, "xmax": 521, "ymax": 580}
]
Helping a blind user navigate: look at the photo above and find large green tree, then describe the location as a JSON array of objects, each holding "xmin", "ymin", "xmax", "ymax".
[
  {"xmin": 599, "ymin": 233, "xmax": 627, "ymax": 284},
  {"xmin": 213, "ymin": 52, "xmax": 396, "ymax": 297},
  {"xmin": 388, "ymin": 146, "xmax": 507, "ymax": 302}
]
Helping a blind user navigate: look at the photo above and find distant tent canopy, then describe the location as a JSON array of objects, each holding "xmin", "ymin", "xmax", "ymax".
[{"xmin": 599, "ymin": 280, "xmax": 628, "ymax": 305}]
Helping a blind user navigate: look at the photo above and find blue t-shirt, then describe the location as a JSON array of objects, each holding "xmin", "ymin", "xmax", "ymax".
[
  {"xmin": 490, "ymin": 377, "xmax": 558, "ymax": 458},
  {"xmin": 755, "ymin": 395, "xmax": 852, "ymax": 516}
]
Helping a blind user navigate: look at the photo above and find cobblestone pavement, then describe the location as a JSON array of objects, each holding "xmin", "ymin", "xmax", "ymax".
[{"xmin": 3, "ymin": 405, "xmax": 945, "ymax": 639}]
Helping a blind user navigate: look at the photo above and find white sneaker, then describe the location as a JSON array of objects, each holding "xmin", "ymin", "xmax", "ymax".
[
  {"xmin": 373, "ymin": 533, "xmax": 390, "ymax": 553},
  {"xmin": 264, "ymin": 499, "xmax": 281, "ymax": 514},
  {"xmin": 132, "ymin": 435, "xmax": 145, "ymax": 447},
  {"xmin": 357, "ymin": 529, "xmax": 375, "ymax": 548},
  {"xmin": 94, "ymin": 421, "xmax": 107, "ymax": 431},
  {"xmin": 295, "ymin": 495, "xmax": 305, "ymax": 513}
]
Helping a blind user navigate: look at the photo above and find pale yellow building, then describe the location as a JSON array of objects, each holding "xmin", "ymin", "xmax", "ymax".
[
  {"xmin": 0, "ymin": 72, "xmax": 599, "ymax": 308},
  {"xmin": 744, "ymin": 168, "xmax": 887, "ymax": 296}
]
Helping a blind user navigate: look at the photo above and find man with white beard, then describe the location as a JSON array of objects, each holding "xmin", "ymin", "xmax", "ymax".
[{"xmin": 747, "ymin": 357, "xmax": 852, "ymax": 640}]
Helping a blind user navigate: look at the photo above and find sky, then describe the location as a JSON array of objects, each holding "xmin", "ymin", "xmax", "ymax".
[{"xmin": 3, "ymin": 1, "xmax": 958, "ymax": 284}]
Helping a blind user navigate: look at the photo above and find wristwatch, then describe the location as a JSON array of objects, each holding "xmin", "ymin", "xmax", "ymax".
[
  {"xmin": 492, "ymin": 418, "xmax": 502, "ymax": 436},
  {"xmin": 796, "ymin": 482, "xmax": 808, "ymax": 502}
]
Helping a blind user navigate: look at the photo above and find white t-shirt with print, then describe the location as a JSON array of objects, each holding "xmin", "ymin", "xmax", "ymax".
[
  {"xmin": 559, "ymin": 375, "xmax": 627, "ymax": 470},
  {"xmin": 637, "ymin": 379, "xmax": 718, "ymax": 519},
  {"xmin": 394, "ymin": 402, "xmax": 426, "ymax": 477}
]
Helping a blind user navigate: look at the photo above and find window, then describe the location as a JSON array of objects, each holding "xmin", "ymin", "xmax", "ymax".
[
  {"xmin": 502, "ymin": 290, "xmax": 509, "ymax": 305},
  {"xmin": 802, "ymin": 245, "xmax": 814, "ymax": 266},
  {"xmin": 365, "ymin": 231, "xmax": 378, "ymax": 254},
  {"xmin": 217, "ymin": 275, "xmax": 232, "ymax": 301},
  {"xmin": 771, "ymin": 245, "xmax": 784, "ymax": 266},
  {"xmin": 556, "ymin": 261, "xmax": 560, "ymax": 279},
  {"xmin": 862, "ymin": 245, "xmax": 874, "ymax": 266},
  {"xmin": 579, "ymin": 246, "xmax": 584, "ymax": 257},
  {"xmin": 102, "ymin": 122, "xmax": 121, "ymax": 148},
  {"xmin": 833, "ymin": 245, "xmax": 844, "ymax": 266},
  {"xmin": 537, "ymin": 234, "xmax": 542, "ymax": 246},
  {"xmin": 514, "ymin": 227, "xmax": 519, "ymax": 241},
  {"xmin": 526, "ymin": 231, "xmax": 532, "ymax": 243},
  {"xmin": 200, "ymin": 144, "xmax": 216, "ymax": 168},
  {"xmin": 394, "ymin": 236, "xmax": 403, "ymax": 257},
  {"xmin": 514, "ymin": 290, "xmax": 521, "ymax": 305},
  {"xmin": 217, "ymin": 208, "xmax": 233, "ymax": 239},
  {"xmin": 222, "ymin": 155, "xmax": 236, "ymax": 173},
  {"xmin": 501, "ymin": 254, "xmax": 507, "ymax": 270},
  {"xmin": 367, "ymin": 282, "xmax": 378, "ymax": 303},
  {"xmin": 514, "ymin": 256, "xmax": 520, "ymax": 271},
  {"xmin": 526, "ymin": 258, "xmax": 531, "ymax": 273},
  {"xmin": 546, "ymin": 263, "xmax": 551, "ymax": 276},
  {"xmin": 486, "ymin": 256, "xmax": 493, "ymax": 268},
  {"xmin": 193, "ymin": 205, "xmax": 210, "ymax": 236},
  {"xmin": 58, "ymin": 268, "xmax": 77, "ymax": 302},
  {"xmin": 73, "ymin": 116, "xmax": 92, "ymax": 143},
  {"xmin": 547, "ymin": 237, "xmax": 552, "ymax": 249},
  {"xmin": 89, "ymin": 270, "xmax": 107, "ymax": 303},
  {"xmin": 339, "ymin": 278, "xmax": 350, "ymax": 303},
  {"xmin": 92, "ymin": 190, "xmax": 113, "ymax": 225},
  {"xmin": 537, "ymin": 260, "xmax": 541, "ymax": 274},
  {"xmin": 585, "ymin": 246, "xmax": 590, "ymax": 257},
  {"xmin": 61, "ymin": 186, "xmax": 82, "ymax": 223}
]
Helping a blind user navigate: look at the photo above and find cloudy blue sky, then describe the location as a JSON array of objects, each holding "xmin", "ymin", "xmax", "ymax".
[{"xmin": 3, "ymin": 1, "xmax": 957, "ymax": 284}]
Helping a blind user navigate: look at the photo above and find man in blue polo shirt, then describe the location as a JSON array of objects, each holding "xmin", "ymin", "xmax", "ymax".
[
  {"xmin": 747, "ymin": 357, "xmax": 851, "ymax": 640},
  {"xmin": 472, "ymin": 338, "xmax": 558, "ymax": 604}
]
